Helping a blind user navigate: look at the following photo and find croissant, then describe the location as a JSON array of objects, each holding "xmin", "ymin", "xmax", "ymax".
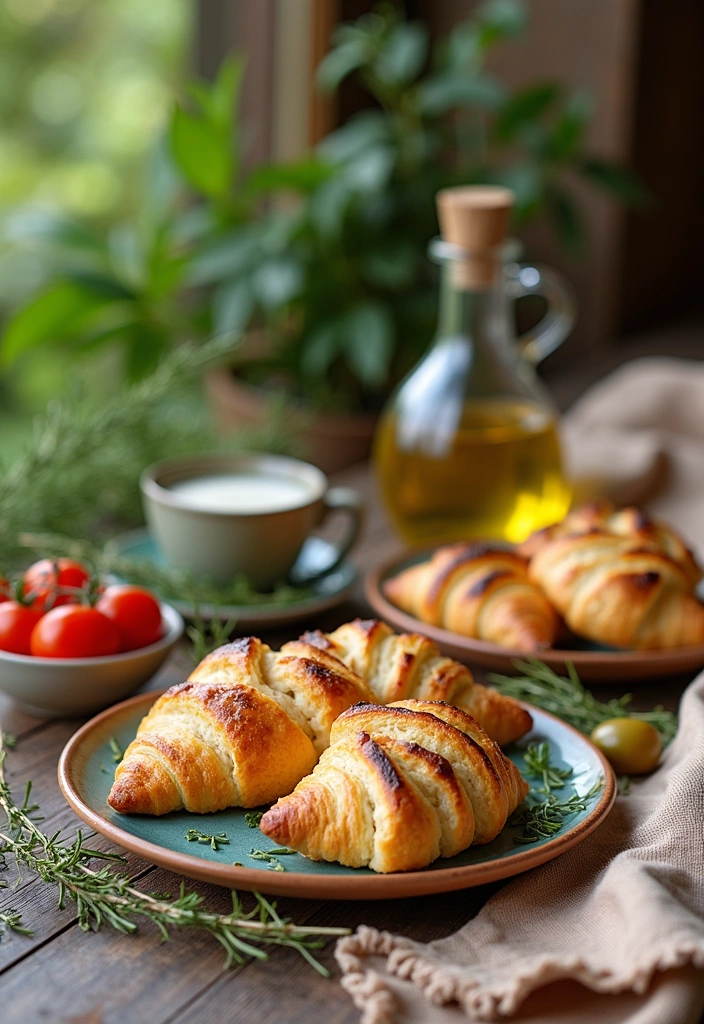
[
  {"xmin": 527, "ymin": 531, "xmax": 704, "ymax": 649},
  {"xmin": 382, "ymin": 543, "xmax": 558, "ymax": 651},
  {"xmin": 107, "ymin": 636, "xmax": 375, "ymax": 815},
  {"xmin": 260, "ymin": 700, "xmax": 529, "ymax": 873},
  {"xmin": 520, "ymin": 499, "xmax": 702, "ymax": 588},
  {"xmin": 301, "ymin": 618, "xmax": 532, "ymax": 747}
]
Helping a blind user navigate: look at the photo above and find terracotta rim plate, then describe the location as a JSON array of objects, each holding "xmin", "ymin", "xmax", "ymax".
[
  {"xmin": 366, "ymin": 549, "xmax": 704, "ymax": 683},
  {"xmin": 58, "ymin": 691, "xmax": 615, "ymax": 901}
]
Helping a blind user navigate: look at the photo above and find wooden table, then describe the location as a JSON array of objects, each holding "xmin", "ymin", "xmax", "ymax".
[{"xmin": 0, "ymin": 466, "xmax": 689, "ymax": 1024}]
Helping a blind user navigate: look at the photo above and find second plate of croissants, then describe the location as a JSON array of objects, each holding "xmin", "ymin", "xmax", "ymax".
[{"xmin": 367, "ymin": 500, "xmax": 704, "ymax": 682}]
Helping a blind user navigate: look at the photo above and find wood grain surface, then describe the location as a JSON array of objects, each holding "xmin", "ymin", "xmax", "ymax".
[{"xmin": 0, "ymin": 465, "xmax": 691, "ymax": 1024}]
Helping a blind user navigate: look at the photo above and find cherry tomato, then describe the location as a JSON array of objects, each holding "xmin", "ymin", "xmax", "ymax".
[
  {"xmin": 23, "ymin": 558, "xmax": 91, "ymax": 611},
  {"xmin": 30, "ymin": 605, "xmax": 120, "ymax": 659},
  {"xmin": 590, "ymin": 718, "xmax": 662, "ymax": 775},
  {"xmin": 96, "ymin": 584, "xmax": 163, "ymax": 651},
  {"xmin": 0, "ymin": 577, "xmax": 10, "ymax": 604},
  {"xmin": 0, "ymin": 601, "xmax": 45, "ymax": 655}
]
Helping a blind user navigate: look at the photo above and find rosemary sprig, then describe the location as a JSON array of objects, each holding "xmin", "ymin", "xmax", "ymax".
[
  {"xmin": 0, "ymin": 907, "xmax": 34, "ymax": 937},
  {"xmin": 186, "ymin": 829, "xmax": 230, "ymax": 852},
  {"xmin": 522, "ymin": 741, "xmax": 573, "ymax": 795},
  {"xmin": 187, "ymin": 616, "xmax": 238, "ymax": 665},
  {"xmin": 0, "ymin": 730, "xmax": 348, "ymax": 973},
  {"xmin": 511, "ymin": 781, "xmax": 603, "ymax": 844},
  {"xmin": 20, "ymin": 533, "xmax": 315, "ymax": 610},
  {"xmin": 489, "ymin": 659, "xmax": 678, "ymax": 743},
  {"xmin": 244, "ymin": 811, "xmax": 265, "ymax": 829}
]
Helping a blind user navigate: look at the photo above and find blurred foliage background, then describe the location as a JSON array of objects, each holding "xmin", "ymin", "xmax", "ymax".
[{"xmin": 0, "ymin": 0, "xmax": 189, "ymax": 457}]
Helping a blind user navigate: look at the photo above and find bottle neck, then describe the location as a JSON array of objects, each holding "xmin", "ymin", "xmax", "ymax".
[{"xmin": 436, "ymin": 257, "xmax": 507, "ymax": 344}]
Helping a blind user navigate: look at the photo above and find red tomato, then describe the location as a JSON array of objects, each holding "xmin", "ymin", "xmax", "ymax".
[
  {"xmin": 0, "ymin": 577, "xmax": 10, "ymax": 604},
  {"xmin": 96, "ymin": 585, "xmax": 163, "ymax": 651},
  {"xmin": 30, "ymin": 605, "xmax": 120, "ymax": 659},
  {"xmin": 23, "ymin": 558, "xmax": 91, "ymax": 611},
  {"xmin": 0, "ymin": 602, "xmax": 45, "ymax": 655}
]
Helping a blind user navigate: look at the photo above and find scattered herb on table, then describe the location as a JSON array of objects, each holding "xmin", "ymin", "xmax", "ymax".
[
  {"xmin": 489, "ymin": 659, "xmax": 678, "ymax": 743},
  {"xmin": 1, "ymin": 735, "xmax": 17, "ymax": 750},
  {"xmin": 109, "ymin": 737, "xmax": 124, "ymax": 764},
  {"xmin": 0, "ymin": 730, "xmax": 348, "ymax": 972},
  {"xmin": 244, "ymin": 811, "xmax": 265, "ymax": 829},
  {"xmin": 0, "ymin": 907, "xmax": 33, "ymax": 937},
  {"xmin": 185, "ymin": 829, "xmax": 230, "ymax": 852}
]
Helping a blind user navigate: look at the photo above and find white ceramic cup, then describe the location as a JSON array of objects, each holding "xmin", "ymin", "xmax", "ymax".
[{"xmin": 140, "ymin": 453, "xmax": 363, "ymax": 590}]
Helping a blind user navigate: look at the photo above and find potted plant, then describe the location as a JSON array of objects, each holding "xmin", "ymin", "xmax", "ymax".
[{"xmin": 1, "ymin": 0, "xmax": 641, "ymax": 472}]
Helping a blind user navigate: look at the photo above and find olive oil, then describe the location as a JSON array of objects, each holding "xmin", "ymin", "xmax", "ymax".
[{"xmin": 375, "ymin": 397, "xmax": 571, "ymax": 544}]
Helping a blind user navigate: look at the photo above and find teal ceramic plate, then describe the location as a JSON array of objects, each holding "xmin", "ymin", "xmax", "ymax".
[
  {"xmin": 112, "ymin": 528, "xmax": 357, "ymax": 627},
  {"xmin": 366, "ymin": 548, "xmax": 704, "ymax": 683},
  {"xmin": 58, "ymin": 692, "xmax": 615, "ymax": 900}
]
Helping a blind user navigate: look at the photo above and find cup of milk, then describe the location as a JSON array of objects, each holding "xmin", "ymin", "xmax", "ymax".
[{"xmin": 140, "ymin": 453, "xmax": 363, "ymax": 589}]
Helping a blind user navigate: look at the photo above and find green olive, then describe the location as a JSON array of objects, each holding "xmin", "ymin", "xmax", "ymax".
[{"xmin": 590, "ymin": 718, "xmax": 662, "ymax": 775}]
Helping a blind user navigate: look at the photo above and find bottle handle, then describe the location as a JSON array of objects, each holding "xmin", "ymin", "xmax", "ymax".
[{"xmin": 508, "ymin": 263, "xmax": 577, "ymax": 365}]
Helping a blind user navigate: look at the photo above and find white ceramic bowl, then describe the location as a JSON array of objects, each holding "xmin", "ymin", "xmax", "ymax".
[{"xmin": 0, "ymin": 603, "xmax": 184, "ymax": 718}]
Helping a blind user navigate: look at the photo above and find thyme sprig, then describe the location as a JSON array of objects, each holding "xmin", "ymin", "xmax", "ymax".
[
  {"xmin": 0, "ymin": 731, "xmax": 348, "ymax": 973},
  {"xmin": 248, "ymin": 847, "xmax": 297, "ymax": 872},
  {"xmin": 109, "ymin": 737, "xmax": 124, "ymax": 764},
  {"xmin": 489, "ymin": 659, "xmax": 678, "ymax": 743}
]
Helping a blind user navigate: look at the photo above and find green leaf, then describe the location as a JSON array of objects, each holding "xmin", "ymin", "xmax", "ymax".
[
  {"xmin": 301, "ymin": 322, "xmax": 343, "ymax": 377},
  {"xmin": 309, "ymin": 177, "xmax": 353, "ymax": 238},
  {"xmin": 489, "ymin": 161, "xmax": 543, "ymax": 219},
  {"xmin": 580, "ymin": 159, "xmax": 648, "ymax": 205},
  {"xmin": 187, "ymin": 229, "xmax": 261, "ymax": 286},
  {"xmin": 212, "ymin": 54, "xmax": 246, "ymax": 128},
  {"xmin": 246, "ymin": 159, "xmax": 334, "ymax": 196},
  {"xmin": 493, "ymin": 82, "xmax": 562, "ymax": 141},
  {"xmin": 545, "ymin": 91, "xmax": 593, "ymax": 162},
  {"xmin": 212, "ymin": 279, "xmax": 255, "ymax": 335},
  {"xmin": 343, "ymin": 147, "xmax": 395, "ymax": 193},
  {"xmin": 318, "ymin": 112, "xmax": 391, "ymax": 164},
  {"xmin": 374, "ymin": 22, "xmax": 428, "ymax": 86},
  {"xmin": 1, "ymin": 281, "xmax": 119, "ymax": 364},
  {"xmin": 361, "ymin": 240, "xmax": 418, "ymax": 290},
  {"xmin": 475, "ymin": 0, "xmax": 527, "ymax": 44},
  {"xmin": 342, "ymin": 302, "xmax": 394, "ymax": 388},
  {"xmin": 546, "ymin": 185, "xmax": 586, "ymax": 251},
  {"xmin": 316, "ymin": 40, "xmax": 369, "ymax": 92},
  {"xmin": 252, "ymin": 258, "xmax": 303, "ymax": 311},
  {"xmin": 417, "ymin": 71, "xmax": 505, "ymax": 114},
  {"xmin": 170, "ymin": 105, "xmax": 232, "ymax": 200},
  {"xmin": 2, "ymin": 208, "xmax": 104, "ymax": 254}
]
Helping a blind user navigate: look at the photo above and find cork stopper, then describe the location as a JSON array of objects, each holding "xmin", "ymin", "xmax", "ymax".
[{"xmin": 436, "ymin": 186, "xmax": 514, "ymax": 289}]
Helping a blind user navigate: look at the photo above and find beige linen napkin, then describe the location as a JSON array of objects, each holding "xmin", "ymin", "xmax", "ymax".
[
  {"xmin": 336, "ymin": 672, "xmax": 704, "ymax": 1024},
  {"xmin": 563, "ymin": 356, "xmax": 704, "ymax": 558},
  {"xmin": 336, "ymin": 356, "xmax": 704, "ymax": 1022}
]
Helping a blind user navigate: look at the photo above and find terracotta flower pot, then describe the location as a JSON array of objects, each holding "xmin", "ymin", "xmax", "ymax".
[{"xmin": 205, "ymin": 366, "xmax": 379, "ymax": 475}]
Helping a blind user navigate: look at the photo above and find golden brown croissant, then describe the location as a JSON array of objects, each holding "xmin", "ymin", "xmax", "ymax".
[
  {"xmin": 382, "ymin": 543, "xmax": 558, "ymax": 651},
  {"xmin": 260, "ymin": 700, "xmax": 529, "ymax": 873},
  {"xmin": 107, "ymin": 636, "xmax": 375, "ymax": 815},
  {"xmin": 527, "ymin": 531, "xmax": 704, "ymax": 649},
  {"xmin": 520, "ymin": 499, "xmax": 702, "ymax": 588},
  {"xmin": 301, "ymin": 618, "xmax": 532, "ymax": 747}
]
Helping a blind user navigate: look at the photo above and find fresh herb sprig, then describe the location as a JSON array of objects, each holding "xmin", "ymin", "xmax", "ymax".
[
  {"xmin": 249, "ymin": 847, "xmax": 297, "ymax": 872},
  {"xmin": 522, "ymin": 741, "xmax": 573, "ymax": 795},
  {"xmin": 489, "ymin": 659, "xmax": 678, "ymax": 743},
  {"xmin": 512, "ymin": 741, "xmax": 603, "ymax": 844},
  {"xmin": 0, "ymin": 731, "xmax": 347, "ymax": 973},
  {"xmin": 109, "ymin": 737, "xmax": 124, "ymax": 764},
  {"xmin": 19, "ymin": 533, "xmax": 314, "ymax": 610},
  {"xmin": 510, "ymin": 782, "xmax": 603, "ymax": 844}
]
